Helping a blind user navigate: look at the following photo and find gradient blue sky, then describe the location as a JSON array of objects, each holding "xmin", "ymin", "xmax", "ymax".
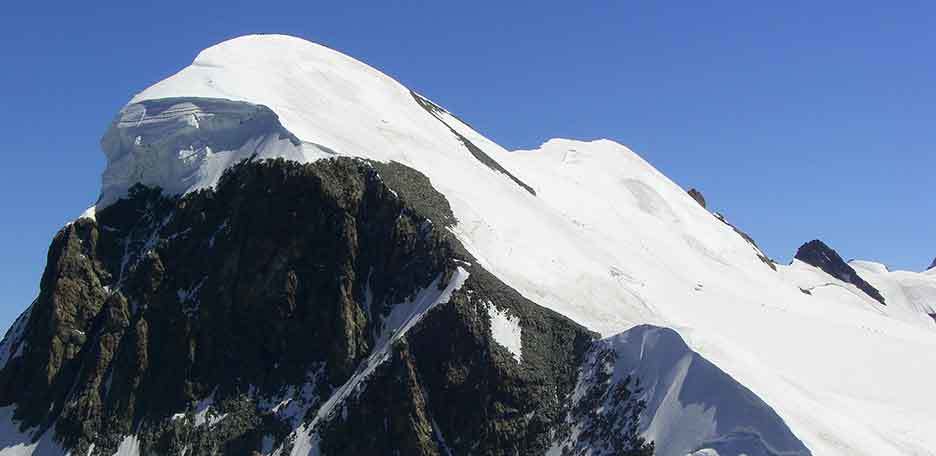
[{"xmin": 1, "ymin": 2, "xmax": 933, "ymax": 332}]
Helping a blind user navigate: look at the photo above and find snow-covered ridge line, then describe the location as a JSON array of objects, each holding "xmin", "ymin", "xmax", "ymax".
[{"xmin": 410, "ymin": 91, "xmax": 537, "ymax": 195}]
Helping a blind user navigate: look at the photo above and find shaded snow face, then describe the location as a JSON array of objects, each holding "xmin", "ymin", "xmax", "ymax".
[
  {"xmin": 98, "ymin": 97, "xmax": 315, "ymax": 208},
  {"xmin": 0, "ymin": 305, "xmax": 31, "ymax": 371},
  {"xmin": 602, "ymin": 326, "xmax": 811, "ymax": 456},
  {"xmin": 0, "ymin": 406, "xmax": 66, "ymax": 456}
]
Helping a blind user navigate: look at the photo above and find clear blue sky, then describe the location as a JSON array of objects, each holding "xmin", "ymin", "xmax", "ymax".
[{"xmin": 1, "ymin": 2, "xmax": 933, "ymax": 332}]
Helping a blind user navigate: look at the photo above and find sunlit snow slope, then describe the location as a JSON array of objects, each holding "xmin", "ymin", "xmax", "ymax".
[{"xmin": 93, "ymin": 34, "xmax": 935, "ymax": 455}]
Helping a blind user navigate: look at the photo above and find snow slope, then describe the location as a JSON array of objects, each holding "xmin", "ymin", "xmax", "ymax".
[{"xmin": 69, "ymin": 34, "xmax": 935, "ymax": 455}]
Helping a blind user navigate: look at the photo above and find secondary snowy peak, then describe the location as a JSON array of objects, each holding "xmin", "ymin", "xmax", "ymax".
[{"xmin": 929, "ymin": 257, "xmax": 936, "ymax": 271}]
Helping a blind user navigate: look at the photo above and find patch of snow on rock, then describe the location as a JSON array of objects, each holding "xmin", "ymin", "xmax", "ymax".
[
  {"xmin": 112, "ymin": 435, "xmax": 140, "ymax": 456},
  {"xmin": 487, "ymin": 303, "xmax": 522, "ymax": 363}
]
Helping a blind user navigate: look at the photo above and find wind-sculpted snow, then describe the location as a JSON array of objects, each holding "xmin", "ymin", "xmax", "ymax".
[{"xmin": 98, "ymin": 97, "xmax": 328, "ymax": 208}]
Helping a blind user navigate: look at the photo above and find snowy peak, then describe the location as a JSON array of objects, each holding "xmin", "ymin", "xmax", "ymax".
[
  {"xmin": 128, "ymin": 33, "xmax": 498, "ymax": 169},
  {"xmin": 929, "ymin": 257, "xmax": 936, "ymax": 271},
  {"xmin": 794, "ymin": 239, "xmax": 886, "ymax": 305},
  {"xmin": 99, "ymin": 34, "xmax": 535, "ymax": 213}
]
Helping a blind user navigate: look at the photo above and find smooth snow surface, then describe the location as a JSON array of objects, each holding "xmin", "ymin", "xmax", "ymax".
[
  {"xmin": 487, "ymin": 303, "xmax": 523, "ymax": 363},
  {"xmin": 69, "ymin": 34, "xmax": 936, "ymax": 455}
]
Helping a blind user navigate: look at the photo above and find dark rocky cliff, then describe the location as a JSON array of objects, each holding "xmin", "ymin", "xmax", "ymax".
[
  {"xmin": 0, "ymin": 157, "xmax": 606, "ymax": 455},
  {"xmin": 794, "ymin": 240, "xmax": 886, "ymax": 305}
]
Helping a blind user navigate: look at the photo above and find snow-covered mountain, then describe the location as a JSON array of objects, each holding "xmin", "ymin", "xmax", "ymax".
[{"xmin": 1, "ymin": 34, "xmax": 934, "ymax": 456}]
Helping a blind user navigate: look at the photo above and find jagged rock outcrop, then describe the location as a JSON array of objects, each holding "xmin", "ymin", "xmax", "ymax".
[
  {"xmin": 686, "ymin": 188, "xmax": 706, "ymax": 208},
  {"xmin": 0, "ymin": 157, "xmax": 596, "ymax": 455},
  {"xmin": 794, "ymin": 240, "xmax": 886, "ymax": 305}
]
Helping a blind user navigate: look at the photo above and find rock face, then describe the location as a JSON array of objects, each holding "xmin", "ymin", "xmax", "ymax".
[
  {"xmin": 0, "ymin": 158, "xmax": 598, "ymax": 455},
  {"xmin": 794, "ymin": 240, "xmax": 886, "ymax": 305},
  {"xmin": 319, "ymin": 265, "xmax": 596, "ymax": 455},
  {"xmin": 686, "ymin": 188, "xmax": 706, "ymax": 208}
]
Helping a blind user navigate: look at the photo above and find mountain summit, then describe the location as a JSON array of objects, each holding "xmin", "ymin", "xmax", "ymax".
[{"xmin": 2, "ymin": 34, "xmax": 935, "ymax": 456}]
